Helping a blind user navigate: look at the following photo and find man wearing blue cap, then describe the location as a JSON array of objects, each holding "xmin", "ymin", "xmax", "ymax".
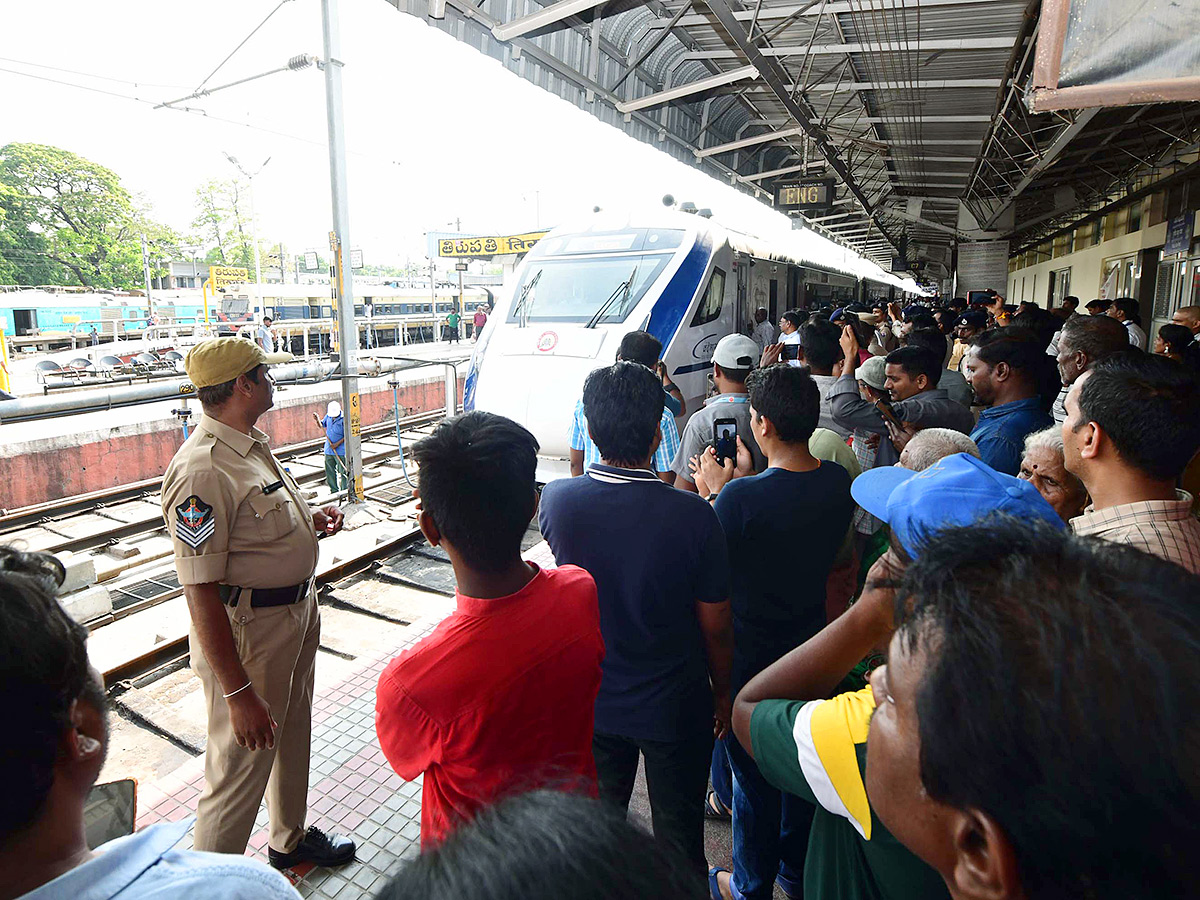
[{"xmin": 721, "ymin": 454, "xmax": 1060, "ymax": 900}]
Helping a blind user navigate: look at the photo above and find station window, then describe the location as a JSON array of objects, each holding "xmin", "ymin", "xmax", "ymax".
[{"xmin": 689, "ymin": 267, "xmax": 726, "ymax": 327}]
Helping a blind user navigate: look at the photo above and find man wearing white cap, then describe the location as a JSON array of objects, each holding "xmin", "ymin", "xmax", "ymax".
[
  {"xmin": 313, "ymin": 400, "xmax": 347, "ymax": 493},
  {"xmin": 671, "ymin": 334, "xmax": 766, "ymax": 493},
  {"xmin": 160, "ymin": 338, "xmax": 356, "ymax": 870}
]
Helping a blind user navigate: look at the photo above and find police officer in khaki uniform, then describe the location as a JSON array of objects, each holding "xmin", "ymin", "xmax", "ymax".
[{"xmin": 161, "ymin": 338, "xmax": 355, "ymax": 869}]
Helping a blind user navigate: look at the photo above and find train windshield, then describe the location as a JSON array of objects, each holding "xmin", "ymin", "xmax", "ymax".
[{"xmin": 506, "ymin": 252, "xmax": 674, "ymax": 325}]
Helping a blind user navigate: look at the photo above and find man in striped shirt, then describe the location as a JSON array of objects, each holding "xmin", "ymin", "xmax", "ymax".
[{"xmin": 1062, "ymin": 353, "xmax": 1200, "ymax": 574}]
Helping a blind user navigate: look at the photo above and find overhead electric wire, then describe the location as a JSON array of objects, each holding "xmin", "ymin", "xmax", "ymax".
[{"xmin": 0, "ymin": 56, "xmax": 189, "ymax": 89}]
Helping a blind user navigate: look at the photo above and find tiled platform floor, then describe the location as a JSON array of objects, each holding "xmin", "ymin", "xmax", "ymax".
[
  {"xmin": 134, "ymin": 541, "xmax": 562, "ymax": 897},
  {"xmin": 136, "ymin": 618, "xmax": 439, "ymax": 897}
]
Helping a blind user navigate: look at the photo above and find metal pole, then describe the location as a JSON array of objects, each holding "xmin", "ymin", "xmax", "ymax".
[
  {"xmin": 322, "ymin": 0, "xmax": 363, "ymax": 504},
  {"xmin": 141, "ymin": 235, "xmax": 154, "ymax": 320}
]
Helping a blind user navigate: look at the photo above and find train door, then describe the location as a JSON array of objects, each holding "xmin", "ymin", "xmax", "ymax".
[
  {"xmin": 13, "ymin": 309, "xmax": 37, "ymax": 335},
  {"xmin": 769, "ymin": 278, "xmax": 779, "ymax": 318}
]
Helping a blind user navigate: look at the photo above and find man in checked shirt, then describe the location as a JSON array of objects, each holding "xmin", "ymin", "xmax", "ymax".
[{"xmin": 1063, "ymin": 352, "xmax": 1200, "ymax": 574}]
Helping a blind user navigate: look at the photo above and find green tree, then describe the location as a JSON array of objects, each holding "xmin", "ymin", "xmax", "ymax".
[
  {"xmin": 0, "ymin": 142, "xmax": 170, "ymax": 288},
  {"xmin": 191, "ymin": 177, "xmax": 270, "ymax": 273}
]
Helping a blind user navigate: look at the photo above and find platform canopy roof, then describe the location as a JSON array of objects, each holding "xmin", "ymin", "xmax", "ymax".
[{"xmin": 386, "ymin": 0, "xmax": 1200, "ymax": 282}]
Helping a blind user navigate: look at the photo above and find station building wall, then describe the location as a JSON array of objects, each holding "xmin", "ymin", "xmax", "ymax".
[{"xmin": 1006, "ymin": 220, "xmax": 1181, "ymax": 306}]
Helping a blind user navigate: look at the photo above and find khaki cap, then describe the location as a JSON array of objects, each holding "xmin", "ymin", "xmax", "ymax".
[{"xmin": 185, "ymin": 338, "xmax": 292, "ymax": 388}]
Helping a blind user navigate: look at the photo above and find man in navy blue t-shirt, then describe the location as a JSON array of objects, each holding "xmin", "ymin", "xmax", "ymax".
[
  {"xmin": 694, "ymin": 363, "xmax": 854, "ymax": 900},
  {"xmin": 540, "ymin": 361, "xmax": 733, "ymax": 874}
]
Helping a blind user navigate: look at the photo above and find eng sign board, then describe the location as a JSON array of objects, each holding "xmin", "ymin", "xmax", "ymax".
[{"xmin": 776, "ymin": 179, "xmax": 836, "ymax": 211}]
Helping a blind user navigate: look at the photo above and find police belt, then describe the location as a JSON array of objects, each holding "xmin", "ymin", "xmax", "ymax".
[{"xmin": 219, "ymin": 579, "xmax": 312, "ymax": 608}]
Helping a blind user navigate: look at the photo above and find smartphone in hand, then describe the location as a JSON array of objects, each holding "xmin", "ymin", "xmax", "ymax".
[{"xmin": 713, "ymin": 418, "xmax": 738, "ymax": 465}]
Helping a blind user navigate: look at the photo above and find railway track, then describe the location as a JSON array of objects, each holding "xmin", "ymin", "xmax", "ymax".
[{"xmin": 0, "ymin": 409, "xmax": 444, "ymax": 554}]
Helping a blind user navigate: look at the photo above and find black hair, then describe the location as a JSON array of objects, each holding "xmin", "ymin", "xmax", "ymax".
[
  {"xmin": 1058, "ymin": 315, "xmax": 1130, "ymax": 362},
  {"xmin": 780, "ymin": 311, "xmax": 803, "ymax": 328},
  {"xmin": 196, "ymin": 363, "xmax": 262, "ymax": 408},
  {"xmin": 0, "ymin": 546, "xmax": 104, "ymax": 842},
  {"xmin": 1086, "ymin": 298, "xmax": 1112, "ymax": 313},
  {"xmin": 1157, "ymin": 323, "xmax": 1193, "ymax": 356},
  {"xmin": 904, "ymin": 328, "xmax": 948, "ymax": 361},
  {"xmin": 1062, "ymin": 295, "xmax": 1079, "ymax": 307},
  {"xmin": 970, "ymin": 326, "xmax": 1060, "ymax": 408},
  {"xmin": 412, "ymin": 411, "xmax": 539, "ymax": 571},
  {"xmin": 949, "ymin": 297, "xmax": 968, "ymax": 310},
  {"xmin": 905, "ymin": 310, "xmax": 937, "ymax": 332},
  {"xmin": 374, "ymin": 790, "xmax": 706, "ymax": 900},
  {"xmin": 615, "ymin": 331, "xmax": 662, "ymax": 369},
  {"xmin": 894, "ymin": 517, "xmax": 1200, "ymax": 900},
  {"xmin": 885, "ymin": 346, "xmax": 941, "ymax": 386},
  {"xmin": 1074, "ymin": 352, "xmax": 1200, "ymax": 481},
  {"xmin": 1111, "ymin": 297, "xmax": 1140, "ymax": 322},
  {"xmin": 582, "ymin": 362, "xmax": 664, "ymax": 466},
  {"xmin": 798, "ymin": 320, "xmax": 840, "ymax": 371},
  {"xmin": 745, "ymin": 364, "xmax": 819, "ymax": 443}
]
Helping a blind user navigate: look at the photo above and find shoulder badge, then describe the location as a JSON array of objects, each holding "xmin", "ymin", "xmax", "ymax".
[{"xmin": 175, "ymin": 495, "xmax": 215, "ymax": 549}]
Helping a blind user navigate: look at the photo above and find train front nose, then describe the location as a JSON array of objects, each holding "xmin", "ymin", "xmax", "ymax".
[{"xmin": 472, "ymin": 326, "xmax": 611, "ymax": 469}]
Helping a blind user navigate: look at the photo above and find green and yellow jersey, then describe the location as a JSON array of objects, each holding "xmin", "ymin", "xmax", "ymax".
[{"xmin": 750, "ymin": 688, "xmax": 950, "ymax": 900}]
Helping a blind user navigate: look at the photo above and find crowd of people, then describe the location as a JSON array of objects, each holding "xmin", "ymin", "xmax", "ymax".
[{"xmin": 4, "ymin": 291, "xmax": 1200, "ymax": 900}]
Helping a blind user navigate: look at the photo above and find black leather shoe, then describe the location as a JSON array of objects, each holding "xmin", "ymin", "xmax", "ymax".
[{"xmin": 269, "ymin": 826, "xmax": 356, "ymax": 869}]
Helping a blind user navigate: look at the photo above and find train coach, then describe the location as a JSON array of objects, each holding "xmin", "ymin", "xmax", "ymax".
[{"xmin": 464, "ymin": 206, "xmax": 925, "ymax": 481}]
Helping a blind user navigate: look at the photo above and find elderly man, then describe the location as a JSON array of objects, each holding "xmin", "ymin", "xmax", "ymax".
[
  {"xmin": 898, "ymin": 427, "xmax": 981, "ymax": 471},
  {"xmin": 1018, "ymin": 426, "xmax": 1088, "ymax": 522},
  {"xmin": 0, "ymin": 547, "xmax": 300, "ymax": 900},
  {"xmin": 1062, "ymin": 353, "xmax": 1200, "ymax": 573},
  {"xmin": 160, "ymin": 338, "xmax": 355, "ymax": 868},
  {"xmin": 1050, "ymin": 314, "xmax": 1131, "ymax": 423}
]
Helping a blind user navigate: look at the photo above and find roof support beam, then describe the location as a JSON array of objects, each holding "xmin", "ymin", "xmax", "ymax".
[
  {"xmin": 695, "ymin": 125, "xmax": 808, "ymax": 158},
  {"xmin": 491, "ymin": 0, "xmax": 609, "ymax": 42},
  {"xmin": 701, "ymin": 0, "xmax": 899, "ymax": 251},
  {"xmin": 659, "ymin": 0, "xmax": 993, "ymax": 27},
  {"xmin": 980, "ymin": 108, "xmax": 1099, "ymax": 229},
  {"xmin": 616, "ymin": 64, "xmax": 758, "ymax": 113},
  {"xmin": 743, "ymin": 161, "xmax": 825, "ymax": 182},
  {"xmin": 681, "ymin": 36, "xmax": 1017, "ymax": 60}
]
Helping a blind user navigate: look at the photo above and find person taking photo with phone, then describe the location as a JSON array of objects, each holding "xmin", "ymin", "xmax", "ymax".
[
  {"xmin": 671, "ymin": 335, "xmax": 767, "ymax": 493},
  {"xmin": 691, "ymin": 364, "xmax": 854, "ymax": 900},
  {"xmin": 830, "ymin": 326, "xmax": 974, "ymax": 468}
]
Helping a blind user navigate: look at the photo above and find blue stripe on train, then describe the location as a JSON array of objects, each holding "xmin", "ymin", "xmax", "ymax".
[{"xmin": 645, "ymin": 231, "xmax": 713, "ymax": 350}]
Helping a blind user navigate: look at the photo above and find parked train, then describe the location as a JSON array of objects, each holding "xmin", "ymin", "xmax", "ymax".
[
  {"xmin": 465, "ymin": 207, "xmax": 925, "ymax": 480},
  {"xmin": 0, "ymin": 289, "xmax": 206, "ymax": 337}
]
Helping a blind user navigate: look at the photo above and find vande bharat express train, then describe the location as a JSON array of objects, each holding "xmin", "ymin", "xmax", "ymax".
[{"xmin": 464, "ymin": 208, "xmax": 925, "ymax": 481}]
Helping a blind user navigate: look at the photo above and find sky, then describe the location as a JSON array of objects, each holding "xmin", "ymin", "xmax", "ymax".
[{"xmin": 0, "ymin": 0, "xmax": 800, "ymax": 270}]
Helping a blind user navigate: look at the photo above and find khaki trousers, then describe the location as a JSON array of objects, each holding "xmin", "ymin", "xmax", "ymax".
[{"xmin": 190, "ymin": 587, "xmax": 320, "ymax": 854}]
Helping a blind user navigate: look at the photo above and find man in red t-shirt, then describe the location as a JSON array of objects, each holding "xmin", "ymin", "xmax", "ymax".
[
  {"xmin": 376, "ymin": 411, "xmax": 605, "ymax": 848},
  {"xmin": 472, "ymin": 306, "xmax": 488, "ymax": 340}
]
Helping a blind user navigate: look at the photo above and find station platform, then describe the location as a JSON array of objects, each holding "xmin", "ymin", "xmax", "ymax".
[{"xmin": 122, "ymin": 538, "xmax": 749, "ymax": 897}]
